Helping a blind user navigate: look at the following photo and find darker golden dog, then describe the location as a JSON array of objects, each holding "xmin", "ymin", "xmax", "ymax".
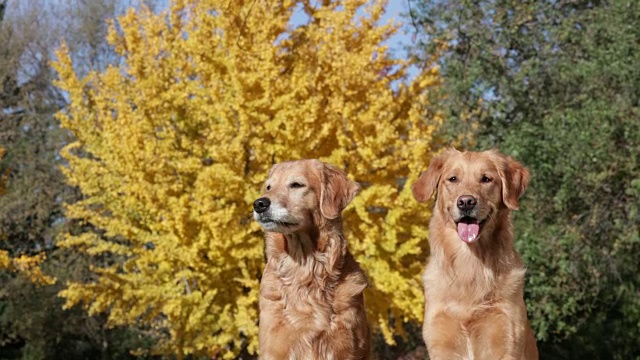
[
  {"xmin": 412, "ymin": 149, "xmax": 538, "ymax": 360},
  {"xmin": 253, "ymin": 159, "xmax": 370, "ymax": 360}
]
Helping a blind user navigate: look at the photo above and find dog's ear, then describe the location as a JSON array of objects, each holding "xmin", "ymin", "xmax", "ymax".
[
  {"xmin": 498, "ymin": 154, "xmax": 530, "ymax": 210},
  {"xmin": 411, "ymin": 148, "xmax": 458, "ymax": 203},
  {"xmin": 320, "ymin": 163, "xmax": 360, "ymax": 219}
]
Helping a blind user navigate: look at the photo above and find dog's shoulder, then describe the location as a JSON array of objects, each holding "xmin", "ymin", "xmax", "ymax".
[{"xmin": 332, "ymin": 252, "xmax": 368, "ymax": 311}]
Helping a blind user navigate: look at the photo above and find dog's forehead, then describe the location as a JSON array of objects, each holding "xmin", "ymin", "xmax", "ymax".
[
  {"xmin": 267, "ymin": 160, "xmax": 319, "ymax": 182},
  {"xmin": 445, "ymin": 152, "xmax": 499, "ymax": 174}
]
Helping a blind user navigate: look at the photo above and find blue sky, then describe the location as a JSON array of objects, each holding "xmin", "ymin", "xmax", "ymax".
[
  {"xmin": 382, "ymin": 1, "xmax": 414, "ymax": 56},
  {"xmin": 290, "ymin": 1, "xmax": 414, "ymax": 56},
  {"xmin": 287, "ymin": 1, "xmax": 418, "ymax": 80}
]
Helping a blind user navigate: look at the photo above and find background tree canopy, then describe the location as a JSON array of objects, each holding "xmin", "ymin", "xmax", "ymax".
[
  {"xmin": 0, "ymin": 0, "xmax": 638, "ymax": 359},
  {"xmin": 52, "ymin": 0, "xmax": 440, "ymax": 358},
  {"xmin": 412, "ymin": 0, "xmax": 640, "ymax": 358},
  {"xmin": 1, "ymin": 1, "xmax": 158, "ymax": 359}
]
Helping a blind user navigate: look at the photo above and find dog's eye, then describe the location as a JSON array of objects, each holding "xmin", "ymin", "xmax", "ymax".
[
  {"xmin": 448, "ymin": 176, "xmax": 457, "ymax": 182},
  {"xmin": 266, "ymin": 185, "xmax": 271, "ymax": 191},
  {"xmin": 481, "ymin": 176, "xmax": 492, "ymax": 183},
  {"xmin": 289, "ymin": 182, "xmax": 306, "ymax": 189}
]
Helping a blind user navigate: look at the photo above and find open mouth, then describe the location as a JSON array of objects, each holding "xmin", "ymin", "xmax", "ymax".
[{"xmin": 455, "ymin": 216, "xmax": 486, "ymax": 244}]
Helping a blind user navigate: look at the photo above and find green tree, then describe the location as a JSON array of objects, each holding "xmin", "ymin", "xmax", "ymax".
[{"xmin": 412, "ymin": 0, "xmax": 640, "ymax": 358}]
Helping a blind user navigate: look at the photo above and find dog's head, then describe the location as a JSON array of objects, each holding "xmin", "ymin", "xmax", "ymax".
[
  {"xmin": 253, "ymin": 159, "xmax": 360, "ymax": 234},
  {"xmin": 411, "ymin": 149, "xmax": 529, "ymax": 244}
]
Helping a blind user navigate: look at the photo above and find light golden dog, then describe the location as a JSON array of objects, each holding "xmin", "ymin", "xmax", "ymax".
[
  {"xmin": 253, "ymin": 159, "xmax": 370, "ymax": 360},
  {"xmin": 411, "ymin": 149, "xmax": 538, "ymax": 360}
]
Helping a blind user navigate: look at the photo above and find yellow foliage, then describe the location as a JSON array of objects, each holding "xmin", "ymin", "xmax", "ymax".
[
  {"xmin": 0, "ymin": 250, "xmax": 55, "ymax": 285},
  {"xmin": 53, "ymin": 0, "xmax": 441, "ymax": 357}
]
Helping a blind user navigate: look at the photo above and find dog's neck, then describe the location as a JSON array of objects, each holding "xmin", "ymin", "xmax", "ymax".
[
  {"xmin": 265, "ymin": 219, "xmax": 344, "ymax": 257},
  {"xmin": 264, "ymin": 219, "xmax": 348, "ymax": 291},
  {"xmin": 283, "ymin": 231, "xmax": 318, "ymax": 263}
]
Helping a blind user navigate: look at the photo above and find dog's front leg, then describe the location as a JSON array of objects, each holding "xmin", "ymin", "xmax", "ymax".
[
  {"xmin": 423, "ymin": 311, "xmax": 469, "ymax": 360},
  {"xmin": 468, "ymin": 309, "xmax": 522, "ymax": 360}
]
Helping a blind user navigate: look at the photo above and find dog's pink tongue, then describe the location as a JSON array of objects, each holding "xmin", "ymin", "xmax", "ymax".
[{"xmin": 458, "ymin": 222, "xmax": 480, "ymax": 243}]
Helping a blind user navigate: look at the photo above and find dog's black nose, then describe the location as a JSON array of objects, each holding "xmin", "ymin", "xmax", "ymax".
[
  {"xmin": 253, "ymin": 197, "xmax": 271, "ymax": 213},
  {"xmin": 457, "ymin": 195, "xmax": 477, "ymax": 212}
]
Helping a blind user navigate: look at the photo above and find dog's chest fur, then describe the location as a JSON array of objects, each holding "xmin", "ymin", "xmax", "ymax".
[
  {"xmin": 259, "ymin": 232, "xmax": 368, "ymax": 358},
  {"xmin": 268, "ymin": 254, "xmax": 338, "ymax": 331}
]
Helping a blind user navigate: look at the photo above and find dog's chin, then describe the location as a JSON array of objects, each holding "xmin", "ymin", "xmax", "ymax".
[
  {"xmin": 257, "ymin": 218, "xmax": 300, "ymax": 234},
  {"xmin": 453, "ymin": 216, "xmax": 488, "ymax": 244}
]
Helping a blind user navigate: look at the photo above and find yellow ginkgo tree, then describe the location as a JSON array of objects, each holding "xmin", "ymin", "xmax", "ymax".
[{"xmin": 53, "ymin": 0, "xmax": 441, "ymax": 357}]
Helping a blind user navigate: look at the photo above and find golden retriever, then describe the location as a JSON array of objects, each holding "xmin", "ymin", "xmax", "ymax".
[
  {"xmin": 253, "ymin": 159, "xmax": 370, "ymax": 360},
  {"xmin": 411, "ymin": 149, "xmax": 538, "ymax": 360}
]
